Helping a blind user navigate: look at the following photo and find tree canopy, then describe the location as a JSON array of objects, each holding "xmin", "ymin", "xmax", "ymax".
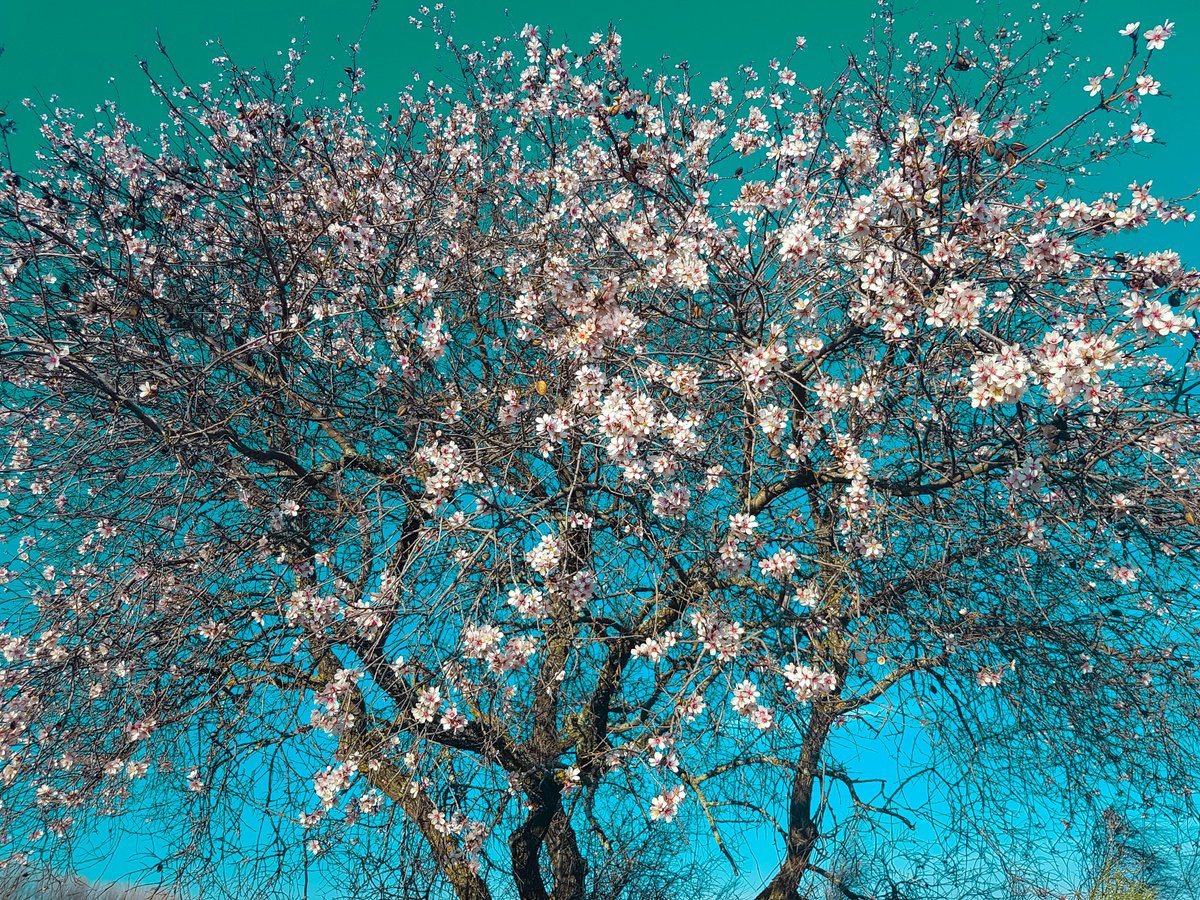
[{"xmin": 1, "ymin": 6, "xmax": 1199, "ymax": 899}]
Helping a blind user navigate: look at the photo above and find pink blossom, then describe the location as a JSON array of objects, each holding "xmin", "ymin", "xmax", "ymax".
[
  {"xmin": 976, "ymin": 668, "xmax": 1004, "ymax": 687},
  {"xmin": 731, "ymin": 679, "xmax": 760, "ymax": 714},
  {"xmin": 1143, "ymin": 21, "xmax": 1174, "ymax": 51},
  {"xmin": 759, "ymin": 548, "xmax": 799, "ymax": 581},
  {"xmin": 649, "ymin": 785, "xmax": 686, "ymax": 822},
  {"xmin": 728, "ymin": 513, "xmax": 758, "ymax": 542}
]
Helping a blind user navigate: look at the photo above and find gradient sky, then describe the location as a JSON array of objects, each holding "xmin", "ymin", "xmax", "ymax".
[
  {"xmin": 0, "ymin": 0, "xmax": 1197, "ymax": 180},
  {"xmin": 2, "ymin": 0, "xmax": 1197, "ymax": 244},
  {"xmin": 1, "ymin": 0, "xmax": 1198, "ymax": 896}
]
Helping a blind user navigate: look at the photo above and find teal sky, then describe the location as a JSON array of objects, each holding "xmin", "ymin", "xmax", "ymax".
[
  {"xmin": 0, "ymin": 0, "xmax": 1196, "ymax": 174},
  {"xmin": 2, "ymin": 0, "xmax": 1199, "ymax": 896},
  {"xmin": 2, "ymin": 0, "xmax": 1198, "ymax": 202},
  {"xmin": 3, "ymin": 0, "xmax": 1197, "ymax": 252}
]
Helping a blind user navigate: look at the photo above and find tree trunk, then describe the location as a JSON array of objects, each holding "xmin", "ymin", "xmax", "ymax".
[
  {"xmin": 510, "ymin": 802, "xmax": 554, "ymax": 900},
  {"xmin": 508, "ymin": 784, "xmax": 587, "ymax": 900},
  {"xmin": 753, "ymin": 704, "xmax": 835, "ymax": 900},
  {"xmin": 546, "ymin": 806, "xmax": 587, "ymax": 900}
]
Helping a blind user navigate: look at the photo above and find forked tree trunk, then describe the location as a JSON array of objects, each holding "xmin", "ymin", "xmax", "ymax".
[
  {"xmin": 545, "ymin": 806, "xmax": 588, "ymax": 900},
  {"xmin": 508, "ymin": 790, "xmax": 588, "ymax": 900},
  {"xmin": 754, "ymin": 704, "xmax": 836, "ymax": 900}
]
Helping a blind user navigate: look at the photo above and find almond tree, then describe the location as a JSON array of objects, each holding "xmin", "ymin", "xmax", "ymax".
[{"xmin": 2, "ymin": 6, "xmax": 1200, "ymax": 899}]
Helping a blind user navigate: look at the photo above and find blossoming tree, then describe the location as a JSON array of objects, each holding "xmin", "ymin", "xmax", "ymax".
[{"xmin": 2, "ymin": 5, "xmax": 1200, "ymax": 898}]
